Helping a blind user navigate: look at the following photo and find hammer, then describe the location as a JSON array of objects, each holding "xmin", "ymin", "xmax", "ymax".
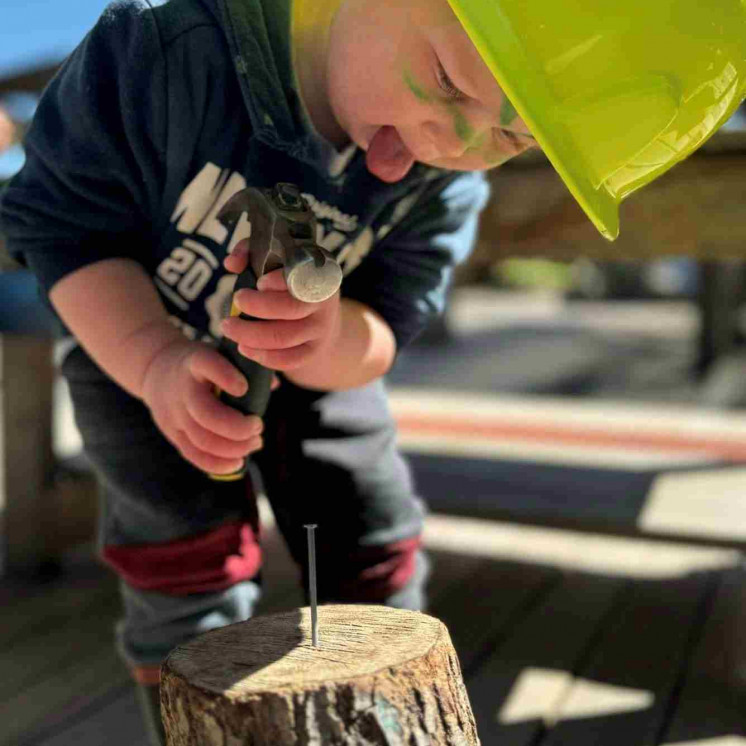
[{"xmin": 211, "ymin": 183, "xmax": 342, "ymax": 480}]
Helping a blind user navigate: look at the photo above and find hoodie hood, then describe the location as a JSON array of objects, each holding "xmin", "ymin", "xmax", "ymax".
[{"xmin": 215, "ymin": 0, "xmax": 356, "ymax": 179}]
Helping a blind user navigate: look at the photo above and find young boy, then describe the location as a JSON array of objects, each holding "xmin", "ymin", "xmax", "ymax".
[{"xmin": 0, "ymin": 0, "xmax": 535, "ymax": 741}]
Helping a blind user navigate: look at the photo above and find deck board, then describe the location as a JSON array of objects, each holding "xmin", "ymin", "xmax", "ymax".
[
  {"xmin": 661, "ymin": 565, "xmax": 746, "ymax": 743},
  {"xmin": 1, "ymin": 556, "xmax": 126, "ymax": 746},
  {"xmin": 465, "ymin": 570, "xmax": 625, "ymax": 745},
  {"xmin": 3, "ymin": 640, "xmax": 130, "ymax": 746},
  {"xmin": 34, "ymin": 685, "xmax": 145, "ymax": 746},
  {"xmin": 428, "ymin": 557, "xmax": 559, "ymax": 674},
  {"xmin": 0, "ymin": 558, "xmax": 116, "ymax": 650},
  {"xmin": 540, "ymin": 570, "xmax": 716, "ymax": 746},
  {"xmin": 0, "ymin": 582, "xmax": 119, "ymax": 704}
]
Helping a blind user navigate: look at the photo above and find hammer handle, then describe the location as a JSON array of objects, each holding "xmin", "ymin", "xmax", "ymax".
[
  {"xmin": 216, "ymin": 266, "xmax": 274, "ymax": 418},
  {"xmin": 209, "ymin": 268, "xmax": 273, "ymax": 481}
]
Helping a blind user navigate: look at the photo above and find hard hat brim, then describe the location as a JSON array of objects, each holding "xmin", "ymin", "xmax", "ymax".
[{"xmin": 447, "ymin": 0, "xmax": 621, "ymax": 240}]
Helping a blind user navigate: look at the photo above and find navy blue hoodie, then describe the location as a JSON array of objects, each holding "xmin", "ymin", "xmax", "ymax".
[{"xmin": 0, "ymin": 0, "xmax": 490, "ymax": 351}]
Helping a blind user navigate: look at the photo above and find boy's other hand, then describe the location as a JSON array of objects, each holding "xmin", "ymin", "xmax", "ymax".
[
  {"xmin": 223, "ymin": 244, "xmax": 342, "ymax": 373},
  {"xmin": 220, "ymin": 267, "xmax": 342, "ymax": 373},
  {"xmin": 140, "ymin": 338, "xmax": 265, "ymax": 475}
]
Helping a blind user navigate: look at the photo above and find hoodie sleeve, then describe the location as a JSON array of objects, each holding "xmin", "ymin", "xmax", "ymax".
[
  {"xmin": 0, "ymin": 1, "xmax": 167, "ymax": 295},
  {"xmin": 341, "ymin": 169, "xmax": 491, "ymax": 352}
]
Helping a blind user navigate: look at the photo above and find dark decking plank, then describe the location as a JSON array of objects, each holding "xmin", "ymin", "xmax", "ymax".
[
  {"xmin": 426, "ymin": 547, "xmax": 492, "ymax": 603},
  {"xmin": 407, "ymin": 452, "xmax": 657, "ymax": 534},
  {"xmin": 541, "ymin": 570, "xmax": 716, "ymax": 746},
  {"xmin": 29, "ymin": 685, "xmax": 147, "ymax": 746},
  {"xmin": 0, "ymin": 557, "xmax": 116, "ymax": 651},
  {"xmin": 467, "ymin": 570, "xmax": 625, "ymax": 746},
  {"xmin": 0, "ymin": 577, "xmax": 120, "ymax": 704},
  {"xmin": 661, "ymin": 564, "xmax": 746, "ymax": 743},
  {"xmin": 2, "ymin": 556, "xmax": 127, "ymax": 746},
  {"xmin": 3, "ymin": 644, "xmax": 130, "ymax": 746},
  {"xmin": 428, "ymin": 556, "xmax": 559, "ymax": 674}
]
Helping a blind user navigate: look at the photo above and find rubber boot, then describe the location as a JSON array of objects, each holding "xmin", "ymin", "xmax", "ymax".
[{"xmin": 135, "ymin": 683, "xmax": 166, "ymax": 746}]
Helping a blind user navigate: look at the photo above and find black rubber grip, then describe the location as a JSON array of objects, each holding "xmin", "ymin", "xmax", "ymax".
[{"xmin": 216, "ymin": 267, "xmax": 273, "ymax": 418}]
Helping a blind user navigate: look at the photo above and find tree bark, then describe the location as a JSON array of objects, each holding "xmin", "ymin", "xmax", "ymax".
[{"xmin": 161, "ymin": 605, "xmax": 479, "ymax": 745}]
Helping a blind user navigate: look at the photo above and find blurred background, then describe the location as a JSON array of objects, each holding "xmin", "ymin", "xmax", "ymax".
[{"xmin": 2, "ymin": 2, "xmax": 746, "ymax": 745}]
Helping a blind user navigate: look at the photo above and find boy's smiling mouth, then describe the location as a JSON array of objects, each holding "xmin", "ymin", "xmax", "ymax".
[{"xmin": 364, "ymin": 125, "xmax": 417, "ymax": 183}]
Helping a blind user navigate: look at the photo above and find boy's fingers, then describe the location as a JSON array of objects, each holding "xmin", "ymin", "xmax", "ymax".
[
  {"xmin": 189, "ymin": 347, "xmax": 247, "ymax": 397},
  {"xmin": 256, "ymin": 268, "xmax": 287, "ymax": 292},
  {"xmin": 226, "ymin": 317, "xmax": 316, "ymax": 351},
  {"xmin": 232, "ymin": 288, "xmax": 311, "ymax": 320},
  {"xmin": 182, "ymin": 417, "xmax": 263, "ymax": 459},
  {"xmin": 239, "ymin": 343, "xmax": 312, "ymax": 371},
  {"xmin": 223, "ymin": 238, "xmax": 251, "ymax": 273},
  {"xmin": 230, "ymin": 237, "xmax": 251, "ymax": 256},
  {"xmin": 188, "ymin": 385, "xmax": 263, "ymax": 441},
  {"xmin": 173, "ymin": 430, "xmax": 246, "ymax": 475},
  {"xmin": 223, "ymin": 253, "xmax": 248, "ymax": 275}
]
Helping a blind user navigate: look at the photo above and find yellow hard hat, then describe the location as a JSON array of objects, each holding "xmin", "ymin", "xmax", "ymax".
[{"xmin": 446, "ymin": 0, "xmax": 746, "ymax": 240}]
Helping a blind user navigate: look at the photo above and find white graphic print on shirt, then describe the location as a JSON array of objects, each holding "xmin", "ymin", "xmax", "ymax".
[{"xmin": 154, "ymin": 162, "xmax": 424, "ymax": 343}]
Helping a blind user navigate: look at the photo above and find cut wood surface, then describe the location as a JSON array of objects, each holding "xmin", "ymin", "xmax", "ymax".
[{"xmin": 161, "ymin": 605, "xmax": 479, "ymax": 745}]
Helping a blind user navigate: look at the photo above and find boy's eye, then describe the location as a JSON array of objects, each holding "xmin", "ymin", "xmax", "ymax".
[
  {"xmin": 499, "ymin": 128, "xmax": 522, "ymax": 145},
  {"xmin": 436, "ymin": 60, "xmax": 465, "ymax": 102},
  {"xmin": 493, "ymin": 127, "xmax": 537, "ymax": 152}
]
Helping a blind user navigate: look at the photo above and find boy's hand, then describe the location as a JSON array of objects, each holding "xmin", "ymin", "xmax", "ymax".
[
  {"xmin": 140, "ymin": 338, "xmax": 265, "ymax": 475},
  {"xmin": 222, "ymin": 243, "xmax": 341, "ymax": 372}
]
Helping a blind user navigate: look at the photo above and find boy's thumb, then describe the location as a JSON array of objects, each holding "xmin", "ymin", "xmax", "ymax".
[{"xmin": 223, "ymin": 238, "xmax": 250, "ymax": 273}]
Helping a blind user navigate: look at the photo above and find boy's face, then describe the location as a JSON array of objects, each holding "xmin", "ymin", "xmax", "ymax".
[{"xmin": 327, "ymin": 0, "xmax": 537, "ymax": 182}]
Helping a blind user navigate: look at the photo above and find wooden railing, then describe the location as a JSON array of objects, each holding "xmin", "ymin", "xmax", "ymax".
[{"xmin": 460, "ymin": 127, "xmax": 746, "ymax": 284}]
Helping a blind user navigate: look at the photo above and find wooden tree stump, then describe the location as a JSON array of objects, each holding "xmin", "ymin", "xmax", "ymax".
[{"xmin": 161, "ymin": 605, "xmax": 479, "ymax": 745}]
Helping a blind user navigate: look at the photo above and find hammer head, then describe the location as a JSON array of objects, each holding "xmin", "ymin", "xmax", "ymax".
[{"xmin": 216, "ymin": 183, "xmax": 342, "ymax": 303}]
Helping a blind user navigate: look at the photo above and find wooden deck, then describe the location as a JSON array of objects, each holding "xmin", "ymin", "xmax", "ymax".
[
  {"xmin": 3, "ymin": 501, "xmax": 744, "ymax": 746},
  {"xmin": 5, "ymin": 292, "xmax": 746, "ymax": 744}
]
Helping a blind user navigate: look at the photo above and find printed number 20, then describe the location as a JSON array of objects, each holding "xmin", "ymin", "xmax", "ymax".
[{"xmin": 157, "ymin": 247, "xmax": 212, "ymax": 301}]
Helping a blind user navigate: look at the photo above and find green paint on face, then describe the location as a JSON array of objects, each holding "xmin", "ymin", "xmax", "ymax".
[
  {"xmin": 500, "ymin": 95, "xmax": 519, "ymax": 128},
  {"xmin": 484, "ymin": 152, "xmax": 513, "ymax": 168},
  {"xmin": 470, "ymin": 132, "xmax": 488, "ymax": 150},
  {"xmin": 402, "ymin": 67, "xmax": 477, "ymax": 148},
  {"xmin": 403, "ymin": 69, "xmax": 433, "ymax": 103},
  {"xmin": 450, "ymin": 104, "xmax": 475, "ymax": 143}
]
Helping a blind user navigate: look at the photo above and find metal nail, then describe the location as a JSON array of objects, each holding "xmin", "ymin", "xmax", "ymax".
[{"xmin": 304, "ymin": 524, "xmax": 319, "ymax": 647}]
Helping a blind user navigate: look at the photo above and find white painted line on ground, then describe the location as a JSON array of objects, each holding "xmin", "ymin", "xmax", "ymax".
[
  {"xmin": 641, "ymin": 468, "xmax": 746, "ymax": 541},
  {"xmin": 389, "ymin": 389, "xmax": 746, "ymax": 441},
  {"xmin": 423, "ymin": 513, "xmax": 740, "ymax": 579}
]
